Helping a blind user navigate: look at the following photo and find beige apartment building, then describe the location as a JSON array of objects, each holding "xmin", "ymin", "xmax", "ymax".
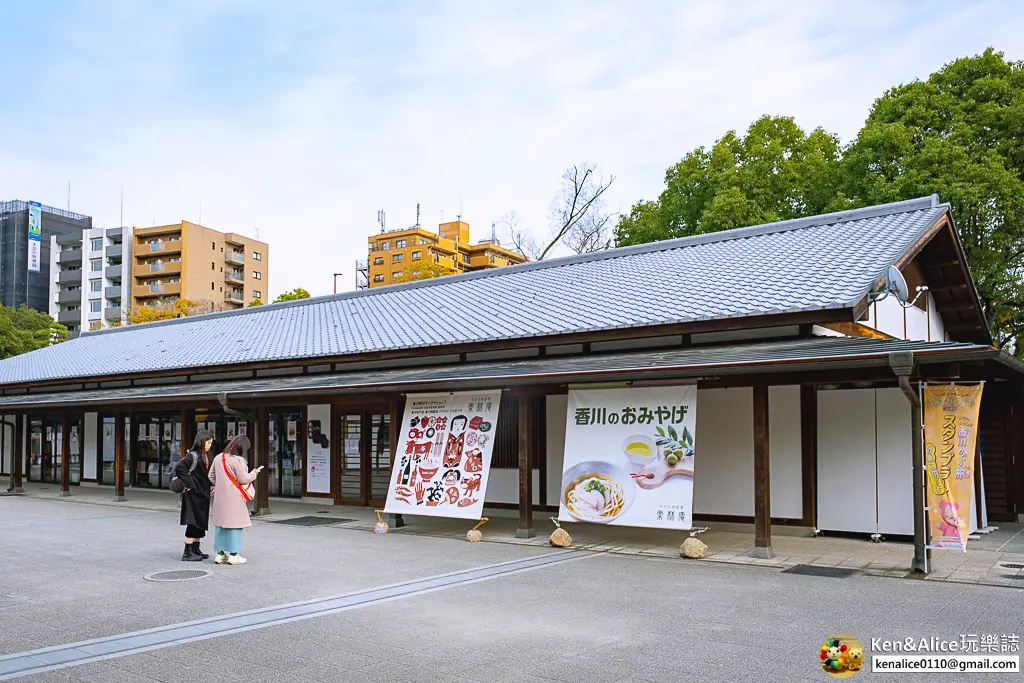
[{"xmin": 131, "ymin": 221, "xmax": 269, "ymax": 312}]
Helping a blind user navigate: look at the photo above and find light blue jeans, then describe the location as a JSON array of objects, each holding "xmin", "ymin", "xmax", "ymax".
[{"xmin": 214, "ymin": 527, "xmax": 243, "ymax": 554}]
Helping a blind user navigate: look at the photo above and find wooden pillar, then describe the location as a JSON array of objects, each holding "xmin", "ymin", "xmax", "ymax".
[
  {"xmin": 751, "ymin": 384, "xmax": 773, "ymax": 558},
  {"xmin": 253, "ymin": 406, "xmax": 270, "ymax": 516},
  {"xmin": 800, "ymin": 385, "xmax": 817, "ymax": 528},
  {"xmin": 388, "ymin": 396, "xmax": 405, "ymax": 528},
  {"xmin": 11, "ymin": 414, "xmax": 24, "ymax": 493},
  {"xmin": 516, "ymin": 395, "xmax": 535, "ymax": 539},
  {"xmin": 113, "ymin": 412, "xmax": 126, "ymax": 502},
  {"xmin": 60, "ymin": 413, "xmax": 71, "ymax": 497}
]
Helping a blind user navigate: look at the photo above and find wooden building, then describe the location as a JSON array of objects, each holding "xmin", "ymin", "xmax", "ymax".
[{"xmin": 2, "ymin": 196, "xmax": 1022, "ymax": 559}]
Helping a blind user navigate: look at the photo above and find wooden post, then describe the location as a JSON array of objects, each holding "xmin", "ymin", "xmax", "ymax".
[
  {"xmin": 113, "ymin": 412, "xmax": 126, "ymax": 502},
  {"xmin": 751, "ymin": 384, "xmax": 773, "ymax": 558},
  {"xmin": 388, "ymin": 396, "xmax": 405, "ymax": 528},
  {"xmin": 516, "ymin": 395, "xmax": 535, "ymax": 539},
  {"xmin": 11, "ymin": 414, "xmax": 24, "ymax": 493},
  {"xmin": 800, "ymin": 385, "xmax": 817, "ymax": 528},
  {"xmin": 60, "ymin": 414, "xmax": 71, "ymax": 497},
  {"xmin": 253, "ymin": 406, "xmax": 270, "ymax": 516}
]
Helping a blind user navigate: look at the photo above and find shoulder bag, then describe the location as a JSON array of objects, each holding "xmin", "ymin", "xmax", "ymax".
[{"xmin": 220, "ymin": 455, "xmax": 255, "ymax": 502}]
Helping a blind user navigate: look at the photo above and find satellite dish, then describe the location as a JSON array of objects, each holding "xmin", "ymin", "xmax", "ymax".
[{"xmin": 885, "ymin": 265, "xmax": 910, "ymax": 303}]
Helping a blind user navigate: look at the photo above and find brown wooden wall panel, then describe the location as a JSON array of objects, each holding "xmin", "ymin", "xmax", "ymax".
[{"xmin": 979, "ymin": 388, "xmax": 1012, "ymax": 521}]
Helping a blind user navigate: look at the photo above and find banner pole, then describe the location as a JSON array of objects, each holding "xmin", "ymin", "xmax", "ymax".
[{"xmin": 914, "ymin": 381, "xmax": 929, "ymax": 574}]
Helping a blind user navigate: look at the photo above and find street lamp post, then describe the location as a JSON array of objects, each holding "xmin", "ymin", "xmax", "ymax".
[{"xmin": 333, "ymin": 272, "xmax": 343, "ymax": 294}]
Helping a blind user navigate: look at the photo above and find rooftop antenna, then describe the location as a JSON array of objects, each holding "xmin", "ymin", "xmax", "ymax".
[
  {"xmin": 491, "ymin": 221, "xmax": 496, "ymax": 242},
  {"xmin": 377, "ymin": 209, "xmax": 386, "ymax": 233},
  {"xmin": 255, "ymin": 227, "xmax": 260, "ymax": 241},
  {"xmin": 415, "ymin": 202, "xmax": 420, "ymax": 229}
]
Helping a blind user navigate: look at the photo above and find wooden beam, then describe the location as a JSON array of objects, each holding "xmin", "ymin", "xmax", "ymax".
[
  {"xmin": 800, "ymin": 385, "xmax": 817, "ymax": 528},
  {"xmin": 751, "ymin": 384, "xmax": 773, "ymax": 558},
  {"xmin": 114, "ymin": 412, "xmax": 126, "ymax": 501},
  {"xmin": 253, "ymin": 406, "xmax": 270, "ymax": 515},
  {"xmin": 388, "ymin": 396, "xmax": 405, "ymax": 528},
  {"xmin": 60, "ymin": 413, "xmax": 71, "ymax": 497},
  {"xmin": 11, "ymin": 414, "xmax": 24, "ymax": 493},
  {"xmin": 516, "ymin": 395, "xmax": 535, "ymax": 539}
]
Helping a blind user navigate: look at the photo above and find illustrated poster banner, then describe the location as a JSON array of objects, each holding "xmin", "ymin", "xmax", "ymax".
[
  {"xmin": 559, "ymin": 385, "xmax": 697, "ymax": 529},
  {"xmin": 306, "ymin": 405, "xmax": 331, "ymax": 494},
  {"xmin": 924, "ymin": 383, "xmax": 984, "ymax": 551},
  {"xmin": 383, "ymin": 390, "xmax": 501, "ymax": 520}
]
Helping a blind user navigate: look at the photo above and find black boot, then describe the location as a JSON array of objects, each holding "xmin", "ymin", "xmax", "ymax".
[
  {"xmin": 181, "ymin": 543, "xmax": 202, "ymax": 562},
  {"xmin": 191, "ymin": 542, "xmax": 209, "ymax": 560}
]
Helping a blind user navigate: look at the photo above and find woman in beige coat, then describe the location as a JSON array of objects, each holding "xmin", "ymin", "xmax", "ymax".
[{"xmin": 208, "ymin": 435, "xmax": 263, "ymax": 565}]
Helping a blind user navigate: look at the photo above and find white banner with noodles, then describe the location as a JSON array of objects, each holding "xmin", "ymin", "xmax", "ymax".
[{"xmin": 559, "ymin": 385, "xmax": 697, "ymax": 529}]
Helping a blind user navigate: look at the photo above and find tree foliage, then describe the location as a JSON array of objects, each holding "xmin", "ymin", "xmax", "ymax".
[
  {"xmin": 273, "ymin": 288, "xmax": 311, "ymax": 303},
  {"xmin": 0, "ymin": 305, "xmax": 68, "ymax": 360},
  {"xmin": 613, "ymin": 49, "xmax": 1024, "ymax": 351},
  {"xmin": 248, "ymin": 299, "xmax": 264, "ymax": 307},
  {"xmin": 392, "ymin": 261, "xmax": 456, "ymax": 284},
  {"xmin": 127, "ymin": 299, "xmax": 208, "ymax": 325}
]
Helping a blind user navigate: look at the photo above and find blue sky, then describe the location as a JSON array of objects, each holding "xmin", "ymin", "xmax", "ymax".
[{"xmin": 2, "ymin": 1, "xmax": 1022, "ymax": 297}]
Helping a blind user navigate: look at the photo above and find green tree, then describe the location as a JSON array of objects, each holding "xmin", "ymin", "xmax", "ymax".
[
  {"xmin": 248, "ymin": 298, "xmax": 264, "ymax": 307},
  {"xmin": 842, "ymin": 48, "xmax": 1024, "ymax": 349},
  {"xmin": 273, "ymin": 288, "xmax": 311, "ymax": 303},
  {"xmin": 0, "ymin": 305, "xmax": 68, "ymax": 360},
  {"xmin": 127, "ymin": 299, "xmax": 209, "ymax": 325},
  {"xmin": 615, "ymin": 115, "xmax": 846, "ymax": 246},
  {"xmin": 392, "ymin": 261, "xmax": 456, "ymax": 284}
]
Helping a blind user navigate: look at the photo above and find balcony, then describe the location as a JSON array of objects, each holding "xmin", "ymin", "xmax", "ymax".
[
  {"xmin": 57, "ymin": 289, "xmax": 81, "ymax": 304},
  {"xmin": 133, "ymin": 240, "xmax": 181, "ymax": 257},
  {"xmin": 105, "ymin": 265, "xmax": 123, "ymax": 280},
  {"xmin": 57, "ymin": 310, "xmax": 81, "ymax": 326},
  {"xmin": 225, "ymin": 270, "xmax": 244, "ymax": 283},
  {"xmin": 225, "ymin": 251, "xmax": 245, "ymax": 265},
  {"xmin": 224, "ymin": 290, "xmax": 245, "ymax": 304},
  {"xmin": 105, "ymin": 244, "xmax": 122, "ymax": 259},
  {"xmin": 105, "ymin": 285, "xmax": 122, "ymax": 300},
  {"xmin": 104, "ymin": 306, "xmax": 122, "ymax": 321},
  {"xmin": 138, "ymin": 261, "xmax": 182, "ymax": 277},
  {"xmin": 57, "ymin": 270, "xmax": 81, "ymax": 285},
  {"xmin": 58, "ymin": 248, "xmax": 83, "ymax": 264},
  {"xmin": 133, "ymin": 282, "xmax": 182, "ymax": 299}
]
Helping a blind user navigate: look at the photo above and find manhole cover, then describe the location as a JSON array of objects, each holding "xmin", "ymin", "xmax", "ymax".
[
  {"xmin": 781, "ymin": 565, "xmax": 858, "ymax": 579},
  {"xmin": 268, "ymin": 516, "xmax": 356, "ymax": 527},
  {"xmin": 1003, "ymin": 574, "xmax": 1024, "ymax": 580},
  {"xmin": 144, "ymin": 569, "xmax": 211, "ymax": 582},
  {"xmin": 999, "ymin": 563, "xmax": 1024, "ymax": 570}
]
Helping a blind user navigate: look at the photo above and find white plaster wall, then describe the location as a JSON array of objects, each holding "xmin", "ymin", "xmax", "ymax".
[
  {"xmin": 769, "ymin": 386, "xmax": 803, "ymax": 519},
  {"xmin": 926, "ymin": 291, "xmax": 948, "ymax": 342},
  {"xmin": 905, "ymin": 305, "xmax": 929, "ymax": 342},
  {"xmin": 818, "ymin": 389, "xmax": 878, "ymax": 533},
  {"xmin": 871, "ymin": 297, "xmax": 907, "ymax": 339},
  {"xmin": 83, "ymin": 413, "xmax": 98, "ymax": 481},
  {"xmin": 693, "ymin": 388, "xmax": 754, "ymax": 516},
  {"xmin": 484, "ymin": 470, "xmax": 540, "ymax": 505},
  {"xmin": 1, "ymin": 414, "xmax": 12, "ymax": 473},
  {"xmin": 546, "ymin": 395, "xmax": 568, "ymax": 505},
  {"xmin": 875, "ymin": 389, "xmax": 914, "ymax": 535}
]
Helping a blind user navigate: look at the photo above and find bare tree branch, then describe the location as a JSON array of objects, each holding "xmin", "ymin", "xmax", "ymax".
[
  {"xmin": 540, "ymin": 162, "xmax": 615, "ymax": 259},
  {"xmin": 496, "ymin": 211, "xmax": 542, "ymax": 260}
]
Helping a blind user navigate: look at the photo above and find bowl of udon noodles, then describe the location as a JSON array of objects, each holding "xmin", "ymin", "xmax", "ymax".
[{"xmin": 561, "ymin": 461, "xmax": 635, "ymax": 524}]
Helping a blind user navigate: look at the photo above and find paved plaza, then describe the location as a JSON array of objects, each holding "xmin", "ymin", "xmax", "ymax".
[{"xmin": 1, "ymin": 490, "xmax": 1023, "ymax": 682}]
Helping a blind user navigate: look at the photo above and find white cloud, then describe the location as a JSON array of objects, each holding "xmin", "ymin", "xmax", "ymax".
[{"xmin": 2, "ymin": 0, "xmax": 1021, "ymax": 297}]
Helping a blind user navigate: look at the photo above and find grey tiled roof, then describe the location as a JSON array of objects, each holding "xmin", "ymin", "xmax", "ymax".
[{"xmin": 0, "ymin": 196, "xmax": 951, "ymax": 385}]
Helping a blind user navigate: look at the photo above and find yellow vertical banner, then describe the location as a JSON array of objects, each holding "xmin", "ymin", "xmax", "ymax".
[{"xmin": 923, "ymin": 383, "xmax": 984, "ymax": 551}]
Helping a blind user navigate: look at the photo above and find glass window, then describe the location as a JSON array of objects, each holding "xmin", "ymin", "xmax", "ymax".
[
  {"xmin": 90, "ymin": 300, "xmax": 102, "ymax": 313},
  {"xmin": 90, "ymin": 259, "xmax": 102, "ymax": 272},
  {"xmin": 89, "ymin": 320, "xmax": 102, "ymax": 330},
  {"xmin": 91, "ymin": 239, "xmax": 103, "ymax": 251},
  {"xmin": 373, "ymin": 274, "xmax": 384, "ymax": 282},
  {"xmin": 253, "ymin": 290, "xmax": 262, "ymax": 299},
  {"xmin": 381, "ymin": 241, "xmax": 390, "ymax": 250},
  {"xmin": 212, "ymin": 241, "xmax": 216, "ymax": 249},
  {"xmin": 393, "ymin": 271, "xmax": 403, "ymax": 279},
  {"xmin": 268, "ymin": 409, "xmax": 304, "ymax": 498},
  {"xmin": 434, "ymin": 254, "xmax": 440, "ymax": 263},
  {"xmin": 462, "ymin": 254, "xmax": 469, "ymax": 264},
  {"xmin": 211, "ymin": 262, "xmax": 215, "ymax": 270},
  {"xmin": 412, "ymin": 251, "xmax": 421, "ymax": 260},
  {"xmin": 392, "ymin": 253, "xmax": 403, "ymax": 262},
  {"xmin": 373, "ymin": 257, "xmax": 383, "ymax": 265},
  {"xmin": 396, "ymin": 239, "xmax": 407, "ymax": 248},
  {"xmin": 90, "ymin": 279, "xmax": 102, "ymax": 292},
  {"xmin": 253, "ymin": 271, "xmax": 262, "ymax": 280},
  {"xmin": 211, "ymin": 282, "xmax": 215, "ymax": 290},
  {"xmin": 253, "ymin": 251, "xmax": 262, "ymax": 261}
]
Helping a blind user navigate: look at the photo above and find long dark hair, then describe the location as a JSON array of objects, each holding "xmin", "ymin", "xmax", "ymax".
[
  {"xmin": 190, "ymin": 429, "xmax": 215, "ymax": 467},
  {"xmin": 224, "ymin": 435, "xmax": 251, "ymax": 457}
]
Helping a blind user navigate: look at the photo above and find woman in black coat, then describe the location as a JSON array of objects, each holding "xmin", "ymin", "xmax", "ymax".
[{"xmin": 176, "ymin": 429, "xmax": 215, "ymax": 562}]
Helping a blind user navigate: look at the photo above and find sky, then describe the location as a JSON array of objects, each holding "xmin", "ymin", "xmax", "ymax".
[{"xmin": 1, "ymin": 0, "xmax": 1022, "ymax": 298}]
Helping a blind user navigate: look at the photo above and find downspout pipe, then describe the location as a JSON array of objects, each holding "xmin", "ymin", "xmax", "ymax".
[{"xmin": 889, "ymin": 351, "xmax": 928, "ymax": 574}]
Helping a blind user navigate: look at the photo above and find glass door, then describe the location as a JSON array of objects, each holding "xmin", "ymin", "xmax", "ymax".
[
  {"xmin": 100, "ymin": 417, "xmax": 116, "ymax": 485},
  {"xmin": 369, "ymin": 412, "xmax": 391, "ymax": 506},
  {"xmin": 336, "ymin": 409, "xmax": 392, "ymax": 506},
  {"xmin": 133, "ymin": 415, "xmax": 181, "ymax": 489},
  {"xmin": 268, "ymin": 410, "xmax": 303, "ymax": 498},
  {"xmin": 338, "ymin": 414, "xmax": 362, "ymax": 503}
]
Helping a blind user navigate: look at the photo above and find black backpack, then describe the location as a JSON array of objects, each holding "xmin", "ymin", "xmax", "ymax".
[{"xmin": 169, "ymin": 452, "xmax": 199, "ymax": 494}]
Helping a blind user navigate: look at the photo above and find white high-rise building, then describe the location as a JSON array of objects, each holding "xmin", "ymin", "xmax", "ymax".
[{"xmin": 49, "ymin": 226, "xmax": 132, "ymax": 334}]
